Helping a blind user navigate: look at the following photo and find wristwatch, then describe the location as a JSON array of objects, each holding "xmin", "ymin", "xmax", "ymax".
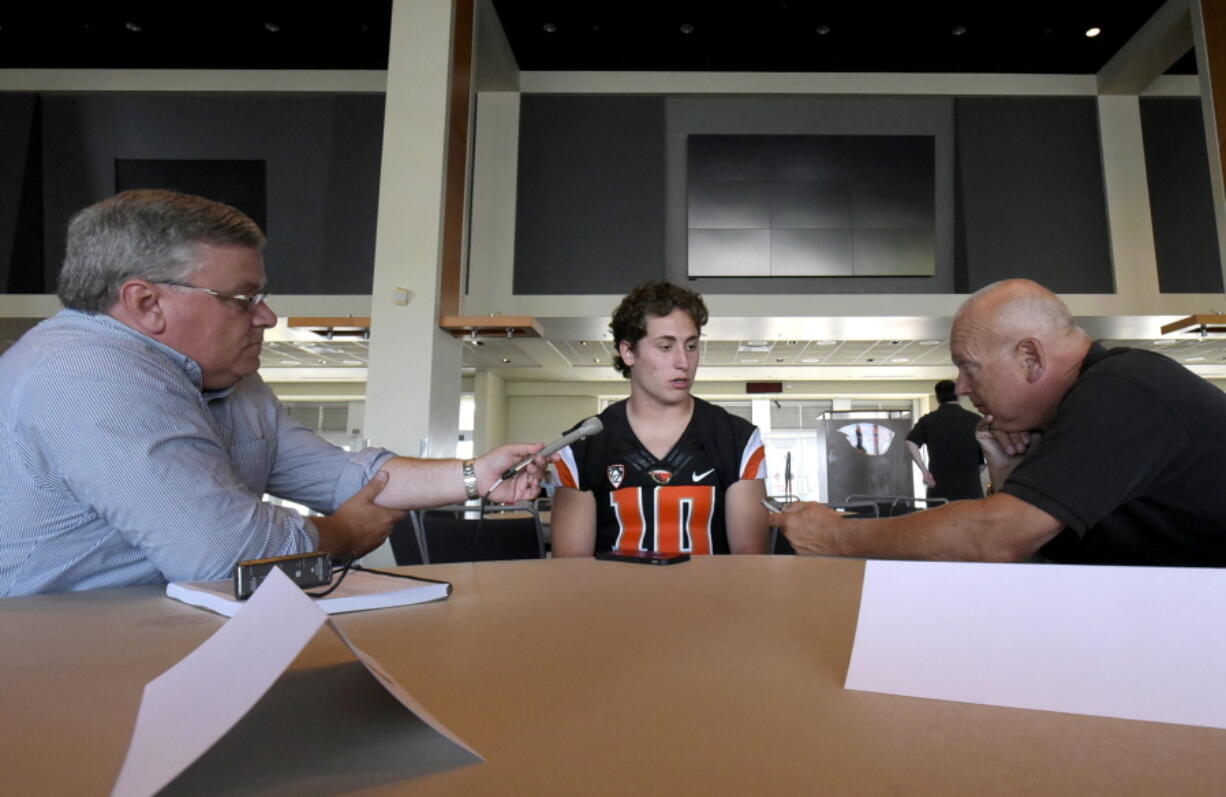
[{"xmin": 462, "ymin": 459, "xmax": 480, "ymax": 500}]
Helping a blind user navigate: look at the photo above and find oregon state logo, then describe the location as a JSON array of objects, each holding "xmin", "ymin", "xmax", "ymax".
[
  {"xmin": 647, "ymin": 468, "xmax": 673, "ymax": 485},
  {"xmin": 607, "ymin": 464, "xmax": 625, "ymax": 489}
]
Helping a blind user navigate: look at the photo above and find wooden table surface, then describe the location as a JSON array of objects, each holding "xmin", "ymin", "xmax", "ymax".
[{"xmin": 2, "ymin": 555, "xmax": 1224, "ymax": 795}]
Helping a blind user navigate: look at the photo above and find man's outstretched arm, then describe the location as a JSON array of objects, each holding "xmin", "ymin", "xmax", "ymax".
[
  {"xmin": 374, "ymin": 443, "xmax": 549, "ymax": 509},
  {"xmin": 314, "ymin": 443, "xmax": 550, "ymax": 559},
  {"xmin": 772, "ymin": 492, "xmax": 1064, "ymax": 563}
]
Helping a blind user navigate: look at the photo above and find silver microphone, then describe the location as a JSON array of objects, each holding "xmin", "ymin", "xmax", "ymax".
[{"xmin": 499, "ymin": 415, "xmax": 604, "ymax": 481}]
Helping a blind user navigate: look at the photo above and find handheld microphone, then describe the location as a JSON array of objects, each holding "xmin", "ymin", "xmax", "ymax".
[
  {"xmin": 500, "ymin": 416, "xmax": 604, "ymax": 481},
  {"xmin": 482, "ymin": 416, "xmax": 604, "ymax": 499}
]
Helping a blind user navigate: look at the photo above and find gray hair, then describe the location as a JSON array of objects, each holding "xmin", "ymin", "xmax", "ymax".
[{"xmin": 57, "ymin": 189, "xmax": 266, "ymax": 313}]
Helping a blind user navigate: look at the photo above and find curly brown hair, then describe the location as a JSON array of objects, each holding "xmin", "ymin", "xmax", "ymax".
[{"xmin": 609, "ymin": 281, "xmax": 709, "ymax": 378}]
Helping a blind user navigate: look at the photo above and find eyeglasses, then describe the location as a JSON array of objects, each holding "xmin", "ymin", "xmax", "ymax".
[{"xmin": 153, "ymin": 280, "xmax": 270, "ymax": 313}]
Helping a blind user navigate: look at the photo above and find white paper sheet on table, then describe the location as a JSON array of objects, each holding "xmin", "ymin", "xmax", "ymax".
[
  {"xmin": 112, "ymin": 567, "xmax": 480, "ymax": 797},
  {"xmin": 845, "ymin": 560, "xmax": 1226, "ymax": 729}
]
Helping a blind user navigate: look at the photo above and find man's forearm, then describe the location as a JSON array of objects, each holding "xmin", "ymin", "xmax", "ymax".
[
  {"xmin": 828, "ymin": 494, "xmax": 1058, "ymax": 563},
  {"xmin": 374, "ymin": 456, "xmax": 468, "ymax": 509}
]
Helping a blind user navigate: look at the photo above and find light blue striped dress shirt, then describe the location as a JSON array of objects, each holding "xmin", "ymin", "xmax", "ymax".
[{"xmin": 0, "ymin": 310, "xmax": 394, "ymax": 596}]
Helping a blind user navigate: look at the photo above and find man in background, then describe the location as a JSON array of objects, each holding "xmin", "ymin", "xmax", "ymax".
[
  {"xmin": 0, "ymin": 189, "xmax": 545, "ymax": 596},
  {"xmin": 551, "ymin": 281, "xmax": 769, "ymax": 557},
  {"xmin": 905, "ymin": 379, "xmax": 984, "ymax": 501}
]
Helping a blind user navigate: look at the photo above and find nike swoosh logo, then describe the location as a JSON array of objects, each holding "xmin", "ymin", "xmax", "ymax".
[{"xmin": 692, "ymin": 468, "xmax": 715, "ymax": 482}]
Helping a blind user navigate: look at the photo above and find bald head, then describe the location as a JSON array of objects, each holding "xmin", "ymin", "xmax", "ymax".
[
  {"xmin": 955, "ymin": 279, "xmax": 1080, "ymax": 349},
  {"xmin": 950, "ymin": 279, "xmax": 1091, "ymax": 431}
]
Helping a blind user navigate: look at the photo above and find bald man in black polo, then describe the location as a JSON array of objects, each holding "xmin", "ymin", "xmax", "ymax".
[{"xmin": 774, "ymin": 279, "xmax": 1226, "ymax": 566}]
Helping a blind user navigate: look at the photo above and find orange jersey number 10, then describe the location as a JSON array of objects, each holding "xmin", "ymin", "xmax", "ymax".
[{"xmin": 610, "ymin": 486, "xmax": 716, "ymax": 554}]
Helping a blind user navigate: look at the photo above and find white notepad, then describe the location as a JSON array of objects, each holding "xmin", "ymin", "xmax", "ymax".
[{"xmin": 167, "ymin": 569, "xmax": 451, "ymax": 616}]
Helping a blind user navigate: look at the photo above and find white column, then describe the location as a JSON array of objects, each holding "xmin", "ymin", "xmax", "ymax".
[
  {"xmin": 1191, "ymin": 0, "xmax": 1226, "ymax": 287},
  {"xmin": 365, "ymin": 0, "xmax": 463, "ymax": 461},
  {"xmin": 473, "ymin": 370, "xmax": 508, "ymax": 451},
  {"xmin": 1097, "ymin": 95, "xmax": 1161, "ymax": 302}
]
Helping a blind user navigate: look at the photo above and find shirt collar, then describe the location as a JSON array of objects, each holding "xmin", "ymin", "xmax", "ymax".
[{"xmin": 71, "ymin": 310, "xmax": 238, "ymax": 398}]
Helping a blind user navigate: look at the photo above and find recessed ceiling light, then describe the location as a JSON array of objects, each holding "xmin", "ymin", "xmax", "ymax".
[
  {"xmin": 542, "ymin": 22, "xmax": 557, "ymax": 33},
  {"xmin": 680, "ymin": 23, "xmax": 694, "ymax": 34},
  {"xmin": 1085, "ymin": 27, "xmax": 1102, "ymax": 38},
  {"xmin": 579, "ymin": 340, "xmax": 588, "ymax": 346},
  {"xmin": 501, "ymin": 357, "xmax": 512, "ymax": 363},
  {"xmin": 776, "ymin": 357, "xmax": 785, "ymax": 363},
  {"xmin": 951, "ymin": 25, "xmax": 967, "ymax": 37},
  {"xmin": 815, "ymin": 24, "xmax": 831, "ymax": 36}
]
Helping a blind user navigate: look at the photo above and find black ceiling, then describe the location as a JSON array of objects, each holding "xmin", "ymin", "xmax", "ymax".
[
  {"xmin": 0, "ymin": 2, "xmax": 1195, "ymax": 75},
  {"xmin": 0, "ymin": 3, "xmax": 394, "ymax": 70},
  {"xmin": 491, "ymin": 1, "xmax": 1194, "ymax": 75}
]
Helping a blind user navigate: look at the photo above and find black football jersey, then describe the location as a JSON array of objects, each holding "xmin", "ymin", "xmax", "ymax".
[{"xmin": 555, "ymin": 398, "xmax": 765, "ymax": 554}]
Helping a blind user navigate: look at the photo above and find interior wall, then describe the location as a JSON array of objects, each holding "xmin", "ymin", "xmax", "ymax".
[
  {"xmin": 465, "ymin": 73, "xmax": 1225, "ymax": 320},
  {"xmin": 952, "ymin": 96, "xmax": 1114, "ymax": 292},
  {"xmin": 1, "ymin": 93, "xmax": 384, "ymax": 294},
  {"xmin": 1140, "ymin": 95, "xmax": 1224, "ymax": 292},
  {"xmin": 507, "ymin": 395, "xmax": 601, "ymax": 445}
]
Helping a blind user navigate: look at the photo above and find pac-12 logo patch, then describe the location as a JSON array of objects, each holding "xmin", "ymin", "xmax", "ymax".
[
  {"xmin": 647, "ymin": 468, "xmax": 674, "ymax": 485},
  {"xmin": 607, "ymin": 464, "xmax": 625, "ymax": 489}
]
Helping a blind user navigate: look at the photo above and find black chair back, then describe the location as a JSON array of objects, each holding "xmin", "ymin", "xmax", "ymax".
[
  {"xmin": 398, "ymin": 504, "xmax": 545, "ymax": 564},
  {"xmin": 388, "ymin": 515, "xmax": 427, "ymax": 565}
]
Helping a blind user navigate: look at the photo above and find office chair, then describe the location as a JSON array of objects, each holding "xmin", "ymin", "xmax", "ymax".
[
  {"xmin": 397, "ymin": 502, "xmax": 546, "ymax": 564},
  {"xmin": 388, "ymin": 514, "xmax": 428, "ymax": 565}
]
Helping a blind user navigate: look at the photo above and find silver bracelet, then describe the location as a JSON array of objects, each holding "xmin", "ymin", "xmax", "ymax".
[{"xmin": 462, "ymin": 459, "xmax": 480, "ymax": 500}]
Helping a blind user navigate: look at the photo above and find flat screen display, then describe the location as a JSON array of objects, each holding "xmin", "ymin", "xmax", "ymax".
[{"xmin": 687, "ymin": 134, "xmax": 934, "ymax": 278}]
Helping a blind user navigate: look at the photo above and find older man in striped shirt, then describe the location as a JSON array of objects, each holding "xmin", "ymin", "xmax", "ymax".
[{"xmin": 0, "ymin": 190, "xmax": 545, "ymax": 596}]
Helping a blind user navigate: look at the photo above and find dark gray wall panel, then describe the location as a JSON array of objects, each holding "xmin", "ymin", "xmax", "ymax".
[
  {"xmin": 0, "ymin": 94, "xmax": 42, "ymax": 292},
  {"xmin": 320, "ymin": 95, "xmax": 384, "ymax": 291},
  {"xmin": 1140, "ymin": 97, "xmax": 1223, "ymax": 294},
  {"xmin": 513, "ymin": 95, "xmax": 666, "ymax": 294},
  {"xmin": 41, "ymin": 95, "xmax": 116, "ymax": 288},
  {"xmin": 954, "ymin": 97, "xmax": 1114, "ymax": 293},
  {"xmin": 16, "ymin": 93, "xmax": 383, "ymax": 296}
]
